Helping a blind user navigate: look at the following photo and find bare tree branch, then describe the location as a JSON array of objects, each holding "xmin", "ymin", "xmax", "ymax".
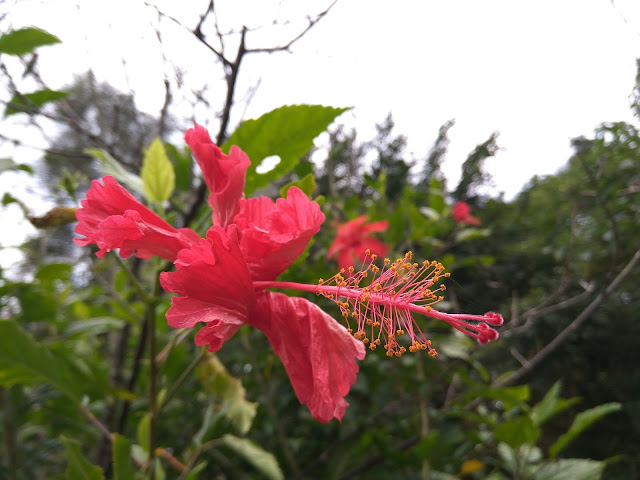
[{"xmin": 494, "ymin": 247, "xmax": 640, "ymax": 388}]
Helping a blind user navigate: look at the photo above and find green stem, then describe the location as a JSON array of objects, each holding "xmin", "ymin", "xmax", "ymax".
[
  {"xmin": 158, "ymin": 348, "xmax": 207, "ymax": 415},
  {"xmin": 0, "ymin": 387, "xmax": 17, "ymax": 480},
  {"xmin": 114, "ymin": 255, "xmax": 154, "ymax": 304},
  {"xmin": 146, "ymin": 278, "xmax": 161, "ymax": 479}
]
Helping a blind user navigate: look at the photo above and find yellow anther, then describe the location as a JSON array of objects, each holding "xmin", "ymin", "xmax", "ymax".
[
  {"xmin": 445, "ymin": 272, "xmax": 451, "ymax": 277},
  {"xmin": 384, "ymin": 258, "xmax": 390, "ymax": 265},
  {"xmin": 397, "ymin": 329, "xmax": 405, "ymax": 335},
  {"xmin": 347, "ymin": 328, "xmax": 353, "ymax": 333},
  {"xmin": 318, "ymin": 278, "xmax": 324, "ymax": 283},
  {"xmin": 405, "ymin": 251, "xmax": 413, "ymax": 259},
  {"xmin": 369, "ymin": 343, "xmax": 377, "ymax": 350},
  {"xmin": 371, "ymin": 254, "xmax": 378, "ymax": 260},
  {"xmin": 363, "ymin": 337, "xmax": 369, "ymax": 344},
  {"xmin": 371, "ymin": 265, "xmax": 379, "ymax": 272},
  {"xmin": 429, "ymin": 349, "xmax": 438, "ymax": 358},
  {"xmin": 340, "ymin": 268, "xmax": 346, "ymax": 274},
  {"xmin": 374, "ymin": 339, "xmax": 381, "ymax": 345},
  {"xmin": 348, "ymin": 266, "xmax": 354, "ymax": 273},
  {"xmin": 365, "ymin": 248, "xmax": 371, "ymax": 255}
]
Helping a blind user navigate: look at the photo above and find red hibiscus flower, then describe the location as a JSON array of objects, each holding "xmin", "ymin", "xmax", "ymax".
[
  {"xmin": 452, "ymin": 201, "xmax": 481, "ymax": 226},
  {"xmin": 327, "ymin": 216, "xmax": 389, "ymax": 269},
  {"xmin": 75, "ymin": 125, "xmax": 503, "ymax": 422},
  {"xmin": 75, "ymin": 126, "xmax": 365, "ymax": 423},
  {"xmin": 185, "ymin": 125, "xmax": 250, "ymax": 227},
  {"xmin": 160, "ymin": 225, "xmax": 365, "ymax": 422},
  {"xmin": 74, "ymin": 175, "xmax": 201, "ymax": 261}
]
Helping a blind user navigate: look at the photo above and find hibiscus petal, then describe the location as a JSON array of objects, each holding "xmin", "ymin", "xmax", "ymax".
[
  {"xmin": 234, "ymin": 187, "xmax": 325, "ymax": 281},
  {"xmin": 160, "ymin": 225, "xmax": 255, "ymax": 350},
  {"xmin": 185, "ymin": 124, "xmax": 250, "ymax": 227},
  {"xmin": 74, "ymin": 176, "xmax": 200, "ymax": 260},
  {"xmin": 249, "ymin": 291, "xmax": 366, "ymax": 423}
]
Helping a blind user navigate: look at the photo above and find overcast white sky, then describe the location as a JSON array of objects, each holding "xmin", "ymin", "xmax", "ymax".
[
  {"xmin": 5, "ymin": 0, "xmax": 640, "ymax": 197},
  {"xmin": 1, "ymin": 0, "xmax": 640, "ymax": 270}
]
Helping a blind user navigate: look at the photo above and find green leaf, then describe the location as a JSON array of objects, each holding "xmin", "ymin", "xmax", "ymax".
[
  {"xmin": 493, "ymin": 416, "xmax": 540, "ymax": 448},
  {"xmin": 197, "ymin": 354, "xmax": 257, "ymax": 435},
  {"xmin": 470, "ymin": 384, "xmax": 530, "ymax": 410},
  {"xmin": 279, "ymin": 173, "xmax": 316, "ymax": 198},
  {"xmin": 438, "ymin": 334, "xmax": 474, "ymax": 359},
  {"xmin": 531, "ymin": 381, "xmax": 580, "ymax": 427},
  {"xmin": 137, "ymin": 414, "xmax": 151, "ymax": 453},
  {"xmin": 165, "ymin": 143, "xmax": 192, "ymax": 191},
  {"xmin": 112, "ymin": 434, "xmax": 136, "ymax": 480},
  {"xmin": 85, "ymin": 148, "xmax": 145, "ymax": 196},
  {"xmin": 65, "ymin": 317, "xmax": 126, "ymax": 336},
  {"xmin": 532, "ymin": 459, "xmax": 605, "ymax": 480},
  {"xmin": 549, "ymin": 403, "xmax": 622, "ymax": 458},
  {"xmin": 141, "ymin": 138, "xmax": 175, "ymax": 202},
  {"xmin": 221, "ymin": 434, "xmax": 284, "ymax": 480},
  {"xmin": 0, "ymin": 321, "xmax": 91, "ymax": 401},
  {"xmin": 183, "ymin": 461, "xmax": 208, "ymax": 480},
  {"xmin": 223, "ymin": 105, "xmax": 348, "ymax": 195},
  {"xmin": 455, "ymin": 228, "xmax": 490, "ymax": 243},
  {"xmin": 0, "ymin": 157, "xmax": 33, "ymax": 174},
  {"xmin": 60, "ymin": 436, "xmax": 105, "ymax": 480},
  {"xmin": 4, "ymin": 89, "xmax": 67, "ymax": 116},
  {"xmin": 0, "ymin": 27, "xmax": 61, "ymax": 56}
]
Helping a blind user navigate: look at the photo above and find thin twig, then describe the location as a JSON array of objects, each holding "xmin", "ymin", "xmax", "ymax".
[
  {"xmin": 157, "ymin": 348, "xmax": 208, "ymax": 415},
  {"xmin": 494, "ymin": 247, "xmax": 640, "ymax": 388}
]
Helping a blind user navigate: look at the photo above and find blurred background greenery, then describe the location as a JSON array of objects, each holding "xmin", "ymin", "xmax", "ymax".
[{"xmin": 0, "ymin": 3, "xmax": 639, "ymax": 479}]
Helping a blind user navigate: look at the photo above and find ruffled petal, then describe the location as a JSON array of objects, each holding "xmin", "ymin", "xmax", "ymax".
[
  {"xmin": 248, "ymin": 291, "xmax": 366, "ymax": 423},
  {"xmin": 74, "ymin": 176, "xmax": 200, "ymax": 260},
  {"xmin": 160, "ymin": 225, "xmax": 255, "ymax": 351},
  {"xmin": 233, "ymin": 187, "xmax": 325, "ymax": 281},
  {"xmin": 185, "ymin": 125, "xmax": 250, "ymax": 227}
]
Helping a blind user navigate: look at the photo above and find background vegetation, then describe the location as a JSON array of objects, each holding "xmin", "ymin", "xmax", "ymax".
[{"xmin": 0, "ymin": 4, "xmax": 638, "ymax": 479}]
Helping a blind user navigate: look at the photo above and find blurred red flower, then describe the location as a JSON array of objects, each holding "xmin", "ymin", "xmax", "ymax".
[
  {"xmin": 452, "ymin": 201, "xmax": 481, "ymax": 226},
  {"xmin": 327, "ymin": 216, "xmax": 389, "ymax": 268}
]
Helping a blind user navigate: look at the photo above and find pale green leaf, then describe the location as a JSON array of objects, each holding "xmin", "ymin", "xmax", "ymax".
[
  {"xmin": 141, "ymin": 138, "xmax": 175, "ymax": 202},
  {"xmin": 183, "ymin": 461, "xmax": 207, "ymax": 480},
  {"xmin": 137, "ymin": 414, "xmax": 151, "ymax": 453},
  {"xmin": 221, "ymin": 434, "xmax": 284, "ymax": 480},
  {"xmin": 549, "ymin": 403, "xmax": 622, "ymax": 458},
  {"xmin": 455, "ymin": 228, "xmax": 490, "ymax": 243},
  {"xmin": 112, "ymin": 434, "xmax": 135, "ymax": 480},
  {"xmin": 0, "ymin": 27, "xmax": 60, "ymax": 55},
  {"xmin": 5, "ymin": 89, "xmax": 67, "ymax": 116},
  {"xmin": 0, "ymin": 321, "xmax": 91, "ymax": 401},
  {"xmin": 85, "ymin": 148, "xmax": 144, "ymax": 196},
  {"xmin": 60, "ymin": 436, "xmax": 105, "ymax": 480},
  {"xmin": 197, "ymin": 354, "xmax": 257, "ymax": 434},
  {"xmin": 279, "ymin": 173, "xmax": 316, "ymax": 198},
  {"xmin": 223, "ymin": 104, "xmax": 348, "ymax": 194},
  {"xmin": 532, "ymin": 459, "xmax": 605, "ymax": 480},
  {"xmin": 0, "ymin": 158, "xmax": 33, "ymax": 174}
]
